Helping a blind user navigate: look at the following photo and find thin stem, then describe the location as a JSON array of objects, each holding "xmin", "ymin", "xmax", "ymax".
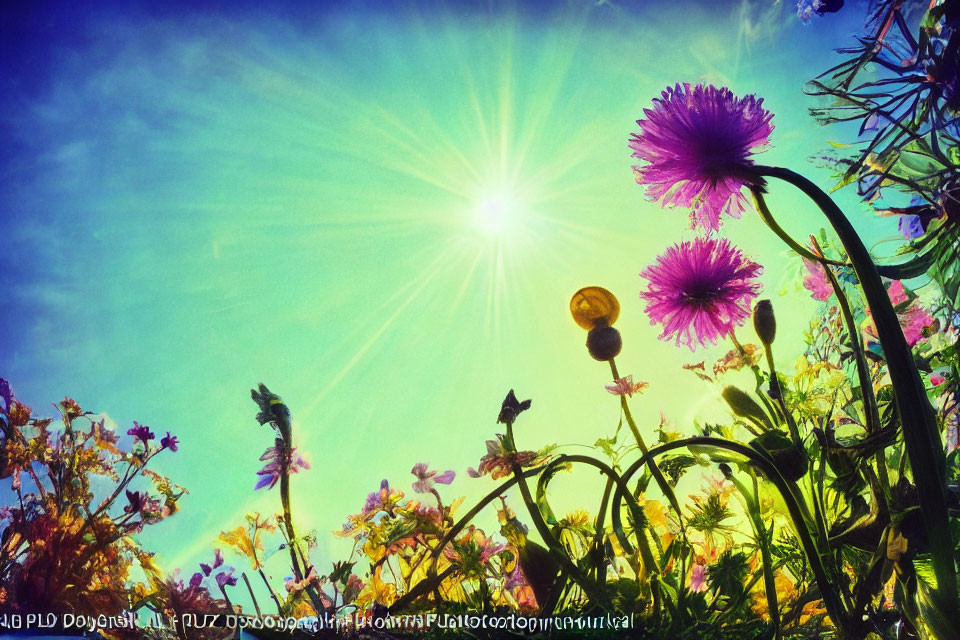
[
  {"xmin": 729, "ymin": 331, "xmax": 782, "ymax": 425},
  {"xmin": 258, "ymin": 566, "xmax": 284, "ymax": 615},
  {"xmin": 609, "ymin": 358, "xmax": 683, "ymax": 520},
  {"xmin": 241, "ymin": 572, "xmax": 262, "ymax": 617},
  {"xmin": 727, "ymin": 468, "xmax": 781, "ymax": 640},
  {"xmin": 751, "ymin": 189, "xmax": 848, "ymax": 268},
  {"xmin": 812, "ymin": 237, "xmax": 894, "ymax": 511}
]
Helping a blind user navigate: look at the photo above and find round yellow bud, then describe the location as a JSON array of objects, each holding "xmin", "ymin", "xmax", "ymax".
[{"xmin": 570, "ymin": 286, "xmax": 620, "ymax": 330}]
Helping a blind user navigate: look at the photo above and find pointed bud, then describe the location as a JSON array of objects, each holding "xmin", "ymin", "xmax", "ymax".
[
  {"xmin": 753, "ymin": 299, "xmax": 776, "ymax": 346},
  {"xmin": 721, "ymin": 386, "xmax": 772, "ymax": 427}
]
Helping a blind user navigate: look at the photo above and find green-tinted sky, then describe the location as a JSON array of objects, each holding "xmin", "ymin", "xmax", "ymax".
[{"xmin": 1, "ymin": 0, "xmax": 899, "ymax": 600}]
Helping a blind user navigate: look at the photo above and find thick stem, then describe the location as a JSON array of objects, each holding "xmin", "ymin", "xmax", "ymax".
[{"xmin": 756, "ymin": 165, "xmax": 958, "ymax": 618}]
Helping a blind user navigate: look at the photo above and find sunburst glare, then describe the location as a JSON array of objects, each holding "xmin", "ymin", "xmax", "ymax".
[{"xmin": 0, "ymin": 0, "xmax": 875, "ymax": 591}]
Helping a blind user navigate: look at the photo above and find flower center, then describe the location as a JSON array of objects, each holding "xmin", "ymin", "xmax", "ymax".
[{"xmin": 682, "ymin": 282, "xmax": 721, "ymax": 305}]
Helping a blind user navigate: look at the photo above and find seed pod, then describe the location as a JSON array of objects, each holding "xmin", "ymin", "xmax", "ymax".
[
  {"xmin": 753, "ymin": 299, "xmax": 776, "ymax": 346},
  {"xmin": 586, "ymin": 326, "xmax": 622, "ymax": 361}
]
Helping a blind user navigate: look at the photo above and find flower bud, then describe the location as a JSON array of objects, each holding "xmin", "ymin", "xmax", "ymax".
[
  {"xmin": 570, "ymin": 286, "xmax": 620, "ymax": 330},
  {"xmin": 753, "ymin": 299, "xmax": 776, "ymax": 346},
  {"xmin": 721, "ymin": 386, "xmax": 770, "ymax": 426},
  {"xmin": 586, "ymin": 326, "xmax": 622, "ymax": 361}
]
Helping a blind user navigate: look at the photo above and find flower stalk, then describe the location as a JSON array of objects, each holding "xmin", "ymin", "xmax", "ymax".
[{"xmin": 754, "ymin": 165, "xmax": 959, "ymax": 625}]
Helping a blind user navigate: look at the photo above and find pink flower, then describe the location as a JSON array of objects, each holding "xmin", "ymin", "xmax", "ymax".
[
  {"xmin": 640, "ymin": 237, "xmax": 763, "ymax": 350},
  {"xmin": 254, "ymin": 442, "xmax": 310, "ymax": 491},
  {"xmin": 887, "ymin": 280, "xmax": 909, "ymax": 305},
  {"xmin": 411, "ymin": 463, "xmax": 455, "ymax": 494},
  {"xmin": 629, "ymin": 83, "xmax": 774, "ymax": 233},
  {"xmin": 689, "ymin": 563, "xmax": 709, "ymax": 593},
  {"xmin": 900, "ymin": 306, "xmax": 934, "ymax": 346},
  {"xmin": 931, "ymin": 373, "xmax": 946, "ymax": 386},
  {"xmin": 466, "ymin": 436, "xmax": 549, "ymax": 480},
  {"xmin": 802, "ymin": 258, "xmax": 833, "ymax": 301},
  {"xmin": 605, "ymin": 375, "xmax": 649, "ymax": 397}
]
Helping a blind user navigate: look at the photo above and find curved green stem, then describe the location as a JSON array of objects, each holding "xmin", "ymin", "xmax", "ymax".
[
  {"xmin": 506, "ymin": 422, "xmax": 614, "ymax": 609},
  {"xmin": 756, "ymin": 165, "xmax": 958, "ymax": 623},
  {"xmin": 538, "ymin": 454, "xmax": 658, "ymax": 581},
  {"xmin": 611, "ymin": 436, "xmax": 854, "ymax": 637},
  {"xmin": 751, "ymin": 189, "xmax": 847, "ymax": 268},
  {"xmin": 809, "ymin": 236, "xmax": 882, "ymax": 438},
  {"xmin": 811, "ymin": 236, "xmax": 894, "ymax": 512}
]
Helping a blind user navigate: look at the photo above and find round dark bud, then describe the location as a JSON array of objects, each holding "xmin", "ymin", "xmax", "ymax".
[
  {"xmin": 753, "ymin": 299, "xmax": 776, "ymax": 346},
  {"xmin": 586, "ymin": 326, "xmax": 622, "ymax": 361}
]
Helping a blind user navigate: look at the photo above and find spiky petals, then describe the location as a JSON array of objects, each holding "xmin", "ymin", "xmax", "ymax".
[
  {"xmin": 629, "ymin": 83, "xmax": 774, "ymax": 233},
  {"xmin": 640, "ymin": 237, "xmax": 763, "ymax": 350}
]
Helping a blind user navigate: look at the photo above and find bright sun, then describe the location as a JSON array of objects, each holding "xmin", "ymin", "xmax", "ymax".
[{"xmin": 473, "ymin": 188, "xmax": 525, "ymax": 235}]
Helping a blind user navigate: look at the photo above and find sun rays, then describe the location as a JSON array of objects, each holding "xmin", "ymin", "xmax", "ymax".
[{"xmin": 1, "ymin": 1, "xmax": 858, "ymax": 592}]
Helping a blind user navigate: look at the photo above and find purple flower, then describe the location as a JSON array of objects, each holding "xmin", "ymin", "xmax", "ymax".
[
  {"xmin": 215, "ymin": 567, "xmax": 238, "ymax": 588},
  {"xmin": 200, "ymin": 549, "xmax": 224, "ymax": 577},
  {"xmin": 127, "ymin": 421, "xmax": 155, "ymax": 445},
  {"xmin": 629, "ymin": 83, "xmax": 773, "ymax": 233},
  {"xmin": 411, "ymin": 463, "xmax": 455, "ymax": 494},
  {"xmin": 640, "ymin": 237, "xmax": 763, "ymax": 350},
  {"xmin": 0, "ymin": 379, "xmax": 13, "ymax": 412},
  {"xmin": 362, "ymin": 479, "xmax": 404, "ymax": 515},
  {"xmin": 189, "ymin": 572, "xmax": 203, "ymax": 588},
  {"xmin": 160, "ymin": 431, "xmax": 179, "ymax": 452},
  {"xmin": 254, "ymin": 442, "xmax": 310, "ymax": 491},
  {"xmin": 124, "ymin": 490, "xmax": 148, "ymax": 514},
  {"xmin": 898, "ymin": 214, "xmax": 926, "ymax": 239}
]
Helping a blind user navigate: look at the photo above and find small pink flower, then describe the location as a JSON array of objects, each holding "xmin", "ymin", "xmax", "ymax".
[
  {"xmin": 411, "ymin": 463, "xmax": 455, "ymax": 494},
  {"xmin": 887, "ymin": 280, "xmax": 909, "ymax": 305},
  {"xmin": 605, "ymin": 375, "xmax": 650, "ymax": 397},
  {"xmin": 900, "ymin": 306, "xmax": 934, "ymax": 346},
  {"xmin": 689, "ymin": 563, "xmax": 708, "ymax": 593},
  {"xmin": 931, "ymin": 373, "xmax": 946, "ymax": 386},
  {"xmin": 802, "ymin": 258, "xmax": 833, "ymax": 302}
]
